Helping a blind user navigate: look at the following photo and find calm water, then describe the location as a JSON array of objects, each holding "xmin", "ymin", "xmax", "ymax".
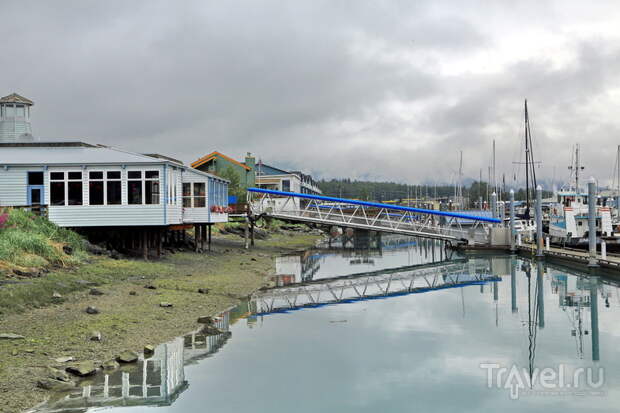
[{"xmin": 37, "ymin": 235, "xmax": 620, "ymax": 413}]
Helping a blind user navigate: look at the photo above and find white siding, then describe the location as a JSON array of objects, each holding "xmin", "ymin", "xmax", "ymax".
[{"xmin": 0, "ymin": 166, "xmax": 37, "ymax": 205}]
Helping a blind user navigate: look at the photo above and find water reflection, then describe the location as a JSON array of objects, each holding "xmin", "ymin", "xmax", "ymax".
[
  {"xmin": 34, "ymin": 312, "xmax": 234, "ymax": 412},
  {"xmin": 34, "ymin": 236, "xmax": 620, "ymax": 412}
]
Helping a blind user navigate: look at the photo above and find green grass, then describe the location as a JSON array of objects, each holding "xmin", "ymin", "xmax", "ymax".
[
  {"xmin": 0, "ymin": 208, "xmax": 87, "ymax": 270},
  {"xmin": 0, "ymin": 257, "xmax": 172, "ymax": 314}
]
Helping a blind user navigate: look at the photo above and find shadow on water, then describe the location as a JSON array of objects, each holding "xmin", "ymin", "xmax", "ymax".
[{"xmin": 32, "ymin": 234, "xmax": 620, "ymax": 412}]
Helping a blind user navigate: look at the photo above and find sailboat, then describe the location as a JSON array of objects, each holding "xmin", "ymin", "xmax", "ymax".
[{"xmin": 512, "ymin": 100, "xmax": 538, "ymax": 239}]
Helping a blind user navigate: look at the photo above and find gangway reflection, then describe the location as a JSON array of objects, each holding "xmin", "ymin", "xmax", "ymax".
[{"xmin": 252, "ymin": 258, "xmax": 503, "ymax": 315}]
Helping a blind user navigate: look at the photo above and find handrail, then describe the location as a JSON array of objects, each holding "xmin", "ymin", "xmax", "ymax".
[{"xmin": 247, "ymin": 188, "xmax": 501, "ymax": 223}]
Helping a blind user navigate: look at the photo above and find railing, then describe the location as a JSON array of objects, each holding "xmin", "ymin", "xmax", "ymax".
[{"xmin": 247, "ymin": 188, "xmax": 499, "ymax": 244}]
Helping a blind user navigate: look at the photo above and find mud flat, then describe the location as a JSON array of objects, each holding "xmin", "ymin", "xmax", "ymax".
[{"xmin": 0, "ymin": 231, "xmax": 320, "ymax": 413}]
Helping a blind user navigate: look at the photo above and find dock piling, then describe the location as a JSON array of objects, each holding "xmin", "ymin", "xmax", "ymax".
[{"xmin": 588, "ymin": 178, "xmax": 598, "ymax": 267}]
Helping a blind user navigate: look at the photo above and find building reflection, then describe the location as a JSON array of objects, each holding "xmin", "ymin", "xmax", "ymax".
[{"xmin": 35, "ymin": 312, "xmax": 232, "ymax": 413}]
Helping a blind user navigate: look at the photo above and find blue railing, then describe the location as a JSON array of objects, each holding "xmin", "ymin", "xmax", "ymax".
[{"xmin": 247, "ymin": 188, "xmax": 501, "ymax": 223}]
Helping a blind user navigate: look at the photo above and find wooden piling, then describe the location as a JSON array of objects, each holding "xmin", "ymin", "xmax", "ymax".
[{"xmin": 142, "ymin": 229, "xmax": 148, "ymax": 260}]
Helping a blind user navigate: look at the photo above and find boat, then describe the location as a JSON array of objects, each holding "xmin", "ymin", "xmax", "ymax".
[{"xmin": 547, "ymin": 144, "xmax": 619, "ymax": 248}]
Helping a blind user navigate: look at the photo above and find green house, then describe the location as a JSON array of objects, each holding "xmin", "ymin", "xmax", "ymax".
[{"xmin": 191, "ymin": 151, "xmax": 256, "ymax": 189}]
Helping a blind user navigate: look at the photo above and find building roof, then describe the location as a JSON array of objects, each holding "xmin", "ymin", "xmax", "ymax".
[
  {"xmin": 191, "ymin": 151, "xmax": 251, "ymax": 171},
  {"xmin": 0, "ymin": 93, "xmax": 34, "ymax": 105},
  {"xmin": 256, "ymin": 163, "xmax": 292, "ymax": 176},
  {"xmin": 0, "ymin": 145, "xmax": 172, "ymax": 165}
]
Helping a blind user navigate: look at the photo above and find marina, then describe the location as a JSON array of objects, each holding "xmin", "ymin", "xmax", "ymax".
[{"xmin": 28, "ymin": 238, "xmax": 618, "ymax": 413}]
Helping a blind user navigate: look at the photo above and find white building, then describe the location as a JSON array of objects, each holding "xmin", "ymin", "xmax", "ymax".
[{"xmin": 0, "ymin": 93, "xmax": 228, "ymax": 254}]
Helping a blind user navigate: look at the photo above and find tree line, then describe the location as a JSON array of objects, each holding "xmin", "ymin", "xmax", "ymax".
[{"xmin": 317, "ymin": 178, "xmax": 553, "ymax": 205}]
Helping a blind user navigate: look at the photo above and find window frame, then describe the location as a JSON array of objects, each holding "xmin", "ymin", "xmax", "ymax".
[
  {"xmin": 49, "ymin": 170, "xmax": 84, "ymax": 206},
  {"xmin": 126, "ymin": 169, "xmax": 161, "ymax": 205},
  {"xmin": 88, "ymin": 170, "xmax": 122, "ymax": 206}
]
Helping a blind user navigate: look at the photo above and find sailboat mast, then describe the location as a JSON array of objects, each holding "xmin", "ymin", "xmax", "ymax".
[
  {"xmin": 616, "ymin": 145, "xmax": 620, "ymax": 196},
  {"xmin": 525, "ymin": 100, "xmax": 530, "ymax": 216},
  {"xmin": 575, "ymin": 144, "xmax": 580, "ymax": 193}
]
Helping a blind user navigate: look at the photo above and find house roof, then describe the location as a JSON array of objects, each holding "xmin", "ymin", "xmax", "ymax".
[
  {"xmin": 256, "ymin": 163, "xmax": 292, "ymax": 176},
  {"xmin": 191, "ymin": 151, "xmax": 251, "ymax": 171},
  {"xmin": 0, "ymin": 145, "xmax": 169, "ymax": 165},
  {"xmin": 0, "ymin": 93, "xmax": 34, "ymax": 105}
]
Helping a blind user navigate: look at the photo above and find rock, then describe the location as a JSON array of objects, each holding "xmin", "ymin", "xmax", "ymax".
[
  {"xmin": 11, "ymin": 350, "xmax": 18, "ymax": 356},
  {"xmin": 0, "ymin": 333, "xmax": 24, "ymax": 340},
  {"xmin": 144, "ymin": 284, "xmax": 157, "ymax": 290},
  {"xmin": 66, "ymin": 361, "xmax": 97, "ymax": 376},
  {"xmin": 201, "ymin": 325, "xmax": 225, "ymax": 336},
  {"xmin": 24, "ymin": 348, "xmax": 35, "ymax": 353},
  {"xmin": 52, "ymin": 291, "xmax": 62, "ymax": 299},
  {"xmin": 85, "ymin": 306, "xmax": 99, "ymax": 315},
  {"xmin": 185, "ymin": 273, "xmax": 193, "ymax": 277},
  {"xmin": 159, "ymin": 302, "xmax": 173, "ymax": 308},
  {"xmin": 143, "ymin": 345, "xmax": 155, "ymax": 355},
  {"xmin": 89, "ymin": 288, "xmax": 104, "ymax": 296},
  {"xmin": 89, "ymin": 331, "xmax": 102, "ymax": 341},
  {"xmin": 117, "ymin": 350, "xmax": 138, "ymax": 363},
  {"xmin": 102, "ymin": 359, "xmax": 120, "ymax": 370},
  {"xmin": 197, "ymin": 316, "xmax": 215, "ymax": 325},
  {"xmin": 54, "ymin": 356, "xmax": 74, "ymax": 363},
  {"xmin": 197, "ymin": 288, "xmax": 210, "ymax": 294},
  {"xmin": 62, "ymin": 245, "xmax": 73, "ymax": 255},
  {"xmin": 48, "ymin": 367, "xmax": 71, "ymax": 382},
  {"xmin": 109, "ymin": 250, "xmax": 120, "ymax": 260},
  {"xmin": 37, "ymin": 378, "xmax": 76, "ymax": 392},
  {"xmin": 76, "ymin": 279, "xmax": 96, "ymax": 286},
  {"xmin": 83, "ymin": 240, "xmax": 108, "ymax": 255},
  {"xmin": 129, "ymin": 291, "xmax": 137, "ymax": 296}
]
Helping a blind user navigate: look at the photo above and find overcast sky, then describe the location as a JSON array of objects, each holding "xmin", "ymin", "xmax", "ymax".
[{"xmin": 3, "ymin": 1, "xmax": 620, "ymax": 188}]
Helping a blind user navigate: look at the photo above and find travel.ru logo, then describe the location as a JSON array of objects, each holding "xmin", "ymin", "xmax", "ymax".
[{"xmin": 480, "ymin": 363, "xmax": 605, "ymax": 399}]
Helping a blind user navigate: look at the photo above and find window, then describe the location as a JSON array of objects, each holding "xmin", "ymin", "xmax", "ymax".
[
  {"xmin": 15, "ymin": 105, "xmax": 25, "ymax": 117},
  {"xmin": 28, "ymin": 172, "xmax": 43, "ymax": 185},
  {"xmin": 88, "ymin": 171, "xmax": 121, "ymax": 205},
  {"xmin": 282, "ymin": 179, "xmax": 290, "ymax": 192},
  {"xmin": 107, "ymin": 171, "xmax": 122, "ymax": 205},
  {"xmin": 50, "ymin": 172, "xmax": 65, "ymax": 206},
  {"xmin": 128, "ymin": 171, "xmax": 142, "ymax": 205},
  {"xmin": 67, "ymin": 172, "xmax": 83, "ymax": 205},
  {"xmin": 127, "ymin": 170, "xmax": 160, "ymax": 205},
  {"xmin": 50, "ymin": 171, "xmax": 83, "ymax": 206},
  {"xmin": 145, "ymin": 171, "xmax": 159, "ymax": 204},
  {"xmin": 89, "ymin": 171, "xmax": 104, "ymax": 205},
  {"xmin": 5, "ymin": 105, "xmax": 15, "ymax": 117},
  {"xmin": 183, "ymin": 183, "xmax": 192, "ymax": 207},
  {"xmin": 194, "ymin": 183, "xmax": 206, "ymax": 207}
]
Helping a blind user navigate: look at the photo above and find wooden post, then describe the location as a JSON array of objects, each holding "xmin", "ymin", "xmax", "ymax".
[
  {"xmin": 250, "ymin": 220, "xmax": 255, "ymax": 247},
  {"xmin": 142, "ymin": 229, "xmax": 148, "ymax": 260},
  {"xmin": 244, "ymin": 217, "xmax": 249, "ymax": 249},
  {"xmin": 208, "ymin": 224, "xmax": 212, "ymax": 251},
  {"xmin": 194, "ymin": 224, "xmax": 200, "ymax": 252},
  {"xmin": 156, "ymin": 228, "xmax": 162, "ymax": 258}
]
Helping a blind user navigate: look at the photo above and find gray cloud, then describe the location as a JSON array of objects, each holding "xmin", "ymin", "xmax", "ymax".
[{"xmin": 2, "ymin": 0, "xmax": 620, "ymax": 187}]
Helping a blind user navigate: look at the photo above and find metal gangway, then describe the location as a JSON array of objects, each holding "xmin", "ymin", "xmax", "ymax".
[
  {"xmin": 247, "ymin": 188, "xmax": 500, "ymax": 245},
  {"xmin": 250, "ymin": 259, "xmax": 500, "ymax": 315}
]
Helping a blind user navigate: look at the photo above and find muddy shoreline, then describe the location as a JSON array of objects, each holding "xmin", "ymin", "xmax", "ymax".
[{"xmin": 0, "ymin": 232, "xmax": 320, "ymax": 413}]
